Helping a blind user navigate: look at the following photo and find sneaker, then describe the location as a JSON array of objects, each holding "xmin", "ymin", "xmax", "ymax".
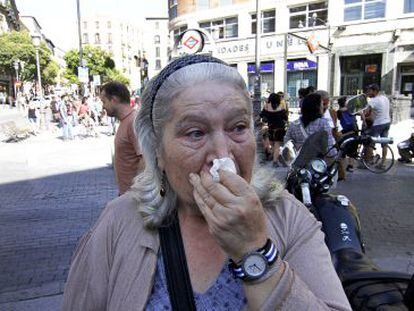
[
  {"xmin": 398, "ymin": 158, "xmax": 412, "ymax": 163},
  {"xmin": 375, "ymin": 163, "xmax": 386, "ymax": 170}
]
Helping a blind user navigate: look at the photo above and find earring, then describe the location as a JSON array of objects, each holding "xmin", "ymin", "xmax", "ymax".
[
  {"xmin": 160, "ymin": 173, "xmax": 166, "ymax": 197},
  {"xmin": 160, "ymin": 186, "xmax": 166, "ymax": 197}
]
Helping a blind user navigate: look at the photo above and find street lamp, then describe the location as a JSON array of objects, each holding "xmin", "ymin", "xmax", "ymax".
[
  {"xmin": 32, "ymin": 34, "xmax": 43, "ymax": 98},
  {"xmin": 252, "ymin": 0, "xmax": 262, "ymax": 125},
  {"xmin": 13, "ymin": 60, "xmax": 19, "ymax": 98}
]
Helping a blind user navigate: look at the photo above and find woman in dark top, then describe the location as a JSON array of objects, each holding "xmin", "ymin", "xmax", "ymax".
[{"xmin": 260, "ymin": 93, "xmax": 288, "ymax": 166}]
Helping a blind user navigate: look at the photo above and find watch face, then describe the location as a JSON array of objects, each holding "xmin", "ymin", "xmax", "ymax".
[{"xmin": 242, "ymin": 253, "xmax": 267, "ymax": 279}]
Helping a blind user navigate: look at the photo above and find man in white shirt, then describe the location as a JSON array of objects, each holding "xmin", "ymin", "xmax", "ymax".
[{"xmin": 364, "ymin": 84, "xmax": 391, "ymax": 169}]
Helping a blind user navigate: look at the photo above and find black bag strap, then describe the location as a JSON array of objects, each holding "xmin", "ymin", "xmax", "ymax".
[{"xmin": 159, "ymin": 215, "xmax": 196, "ymax": 311}]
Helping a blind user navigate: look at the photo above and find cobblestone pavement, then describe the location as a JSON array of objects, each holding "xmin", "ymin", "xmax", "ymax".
[
  {"xmin": 336, "ymin": 164, "xmax": 414, "ymax": 274},
  {"xmin": 0, "ymin": 167, "xmax": 117, "ymax": 303}
]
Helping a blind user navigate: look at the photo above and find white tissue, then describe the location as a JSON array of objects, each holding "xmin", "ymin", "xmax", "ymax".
[{"xmin": 209, "ymin": 157, "xmax": 237, "ymax": 182}]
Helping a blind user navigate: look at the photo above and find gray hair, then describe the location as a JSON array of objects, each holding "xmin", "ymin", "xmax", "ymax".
[
  {"xmin": 315, "ymin": 90, "xmax": 329, "ymax": 100},
  {"xmin": 130, "ymin": 62, "xmax": 251, "ymax": 229}
]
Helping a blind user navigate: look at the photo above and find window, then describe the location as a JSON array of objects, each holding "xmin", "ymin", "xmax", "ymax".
[
  {"xmin": 107, "ymin": 33, "xmax": 112, "ymax": 44},
  {"xmin": 156, "ymin": 59, "xmax": 161, "ymax": 70},
  {"xmin": 95, "ymin": 33, "xmax": 100, "ymax": 44},
  {"xmin": 251, "ymin": 10, "xmax": 275, "ymax": 34},
  {"xmin": 169, "ymin": 0, "xmax": 178, "ymax": 19},
  {"xmin": 156, "ymin": 47, "xmax": 160, "ymax": 57},
  {"xmin": 220, "ymin": 0, "xmax": 232, "ymax": 6},
  {"xmin": 83, "ymin": 21, "xmax": 87, "ymax": 29},
  {"xmin": 154, "ymin": 35, "xmax": 160, "ymax": 44},
  {"xmin": 289, "ymin": 2, "xmax": 328, "ymax": 29},
  {"xmin": 173, "ymin": 25, "xmax": 188, "ymax": 43},
  {"xmin": 95, "ymin": 21, "xmax": 99, "ymax": 29},
  {"xmin": 404, "ymin": 0, "xmax": 414, "ymax": 13},
  {"xmin": 344, "ymin": 0, "xmax": 386, "ymax": 22},
  {"xmin": 82, "ymin": 33, "xmax": 88, "ymax": 44},
  {"xmin": 107, "ymin": 21, "xmax": 111, "ymax": 29},
  {"xmin": 197, "ymin": 0, "xmax": 210, "ymax": 10},
  {"xmin": 199, "ymin": 17, "xmax": 238, "ymax": 39}
]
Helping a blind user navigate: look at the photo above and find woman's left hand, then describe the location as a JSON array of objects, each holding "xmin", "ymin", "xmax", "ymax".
[{"xmin": 189, "ymin": 170, "xmax": 268, "ymax": 262}]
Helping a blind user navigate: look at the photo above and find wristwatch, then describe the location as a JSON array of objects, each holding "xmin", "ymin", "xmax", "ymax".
[{"xmin": 228, "ymin": 239, "xmax": 278, "ymax": 281}]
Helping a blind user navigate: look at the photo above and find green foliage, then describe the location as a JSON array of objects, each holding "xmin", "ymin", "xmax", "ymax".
[
  {"xmin": 64, "ymin": 45, "xmax": 119, "ymax": 85},
  {"xmin": 42, "ymin": 60, "xmax": 59, "ymax": 86},
  {"xmin": 0, "ymin": 31, "xmax": 56, "ymax": 86},
  {"xmin": 105, "ymin": 69, "xmax": 130, "ymax": 86}
]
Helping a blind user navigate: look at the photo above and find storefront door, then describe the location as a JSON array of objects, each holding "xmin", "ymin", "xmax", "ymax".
[{"xmin": 342, "ymin": 73, "xmax": 364, "ymax": 95}]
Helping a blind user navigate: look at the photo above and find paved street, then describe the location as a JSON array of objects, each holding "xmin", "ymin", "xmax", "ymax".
[{"xmin": 0, "ymin": 115, "xmax": 413, "ymax": 310}]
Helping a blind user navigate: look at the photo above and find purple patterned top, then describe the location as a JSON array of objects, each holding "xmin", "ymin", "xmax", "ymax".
[{"xmin": 145, "ymin": 253, "xmax": 247, "ymax": 310}]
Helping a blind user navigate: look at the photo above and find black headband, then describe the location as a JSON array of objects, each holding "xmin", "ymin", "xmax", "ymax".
[{"xmin": 149, "ymin": 54, "xmax": 228, "ymax": 124}]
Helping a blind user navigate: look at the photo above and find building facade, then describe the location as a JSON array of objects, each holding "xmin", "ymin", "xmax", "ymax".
[
  {"xmin": 81, "ymin": 15, "xmax": 143, "ymax": 89},
  {"xmin": 142, "ymin": 17, "xmax": 170, "ymax": 82},
  {"xmin": 168, "ymin": 0, "xmax": 414, "ymax": 112}
]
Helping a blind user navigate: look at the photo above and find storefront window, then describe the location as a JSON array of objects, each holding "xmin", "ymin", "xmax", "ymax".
[
  {"xmin": 286, "ymin": 59, "xmax": 318, "ymax": 107},
  {"xmin": 247, "ymin": 62, "xmax": 275, "ymax": 94},
  {"xmin": 251, "ymin": 10, "xmax": 276, "ymax": 34},
  {"xmin": 344, "ymin": 0, "xmax": 386, "ymax": 22},
  {"xmin": 400, "ymin": 65, "xmax": 414, "ymax": 95},
  {"xmin": 340, "ymin": 54, "xmax": 382, "ymax": 95},
  {"xmin": 404, "ymin": 0, "xmax": 414, "ymax": 13},
  {"xmin": 289, "ymin": 2, "xmax": 328, "ymax": 29}
]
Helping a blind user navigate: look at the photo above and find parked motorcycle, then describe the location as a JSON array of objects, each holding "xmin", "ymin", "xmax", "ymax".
[
  {"xmin": 397, "ymin": 133, "xmax": 414, "ymax": 164},
  {"xmin": 283, "ymin": 130, "xmax": 413, "ymax": 310}
]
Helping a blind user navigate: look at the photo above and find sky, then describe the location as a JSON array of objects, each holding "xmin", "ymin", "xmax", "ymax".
[{"xmin": 16, "ymin": 0, "xmax": 168, "ymax": 51}]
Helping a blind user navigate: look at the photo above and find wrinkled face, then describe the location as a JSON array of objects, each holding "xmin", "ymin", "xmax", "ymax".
[
  {"xmin": 100, "ymin": 90, "xmax": 116, "ymax": 117},
  {"xmin": 158, "ymin": 80, "xmax": 256, "ymax": 205}
]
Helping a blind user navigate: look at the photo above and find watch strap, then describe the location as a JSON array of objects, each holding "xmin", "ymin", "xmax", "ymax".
[{"xmin": 228, "ymin": 239, "xmax": 278, "ymax": 281}]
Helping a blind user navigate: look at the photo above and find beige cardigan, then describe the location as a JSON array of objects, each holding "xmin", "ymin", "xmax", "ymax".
[{"xmin": 62, "ymin": 190, "xmax": 351, "ymax": 311}]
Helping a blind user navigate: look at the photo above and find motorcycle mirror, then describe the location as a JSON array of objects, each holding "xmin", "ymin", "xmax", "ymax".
[{"xmin": 346, "ymin": 94, "xmax": 368, "ymax": 115}]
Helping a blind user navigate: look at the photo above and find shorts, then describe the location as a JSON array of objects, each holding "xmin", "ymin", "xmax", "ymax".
[
  {"xmin": 367, "ymin": 123, "xmax": 390, "ymax": 147},
  {"xmin": 268, "ymin": 127, "xmax": 286, "ymax": 142},
  {"xmin": 368, "ymin": 123, "xmax": 390, "ymax": 138}
]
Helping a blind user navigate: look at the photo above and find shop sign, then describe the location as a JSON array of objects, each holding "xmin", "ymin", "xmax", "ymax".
[
  {"xmin": 212, "ymin": 34, "xmax": 312, "ymax": 58},
  {"xmin": 78, "ymin": 67, "xmax": 89, "ymax": 83},
  {"xmin": 365, "ymin": 64, "xmax": 377, "ymax": 73},
  {"xmin": 247, "ymin": 62, "xmax": 274, "ymax": 73},
  {"xmin": 287, "ymin": 59, "xmax": 317, "ymax": 71}
]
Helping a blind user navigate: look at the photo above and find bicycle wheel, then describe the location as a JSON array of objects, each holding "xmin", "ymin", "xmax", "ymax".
[{"xmin": 362, "ymin": 144, "xmax": 394, "ymax": 173}]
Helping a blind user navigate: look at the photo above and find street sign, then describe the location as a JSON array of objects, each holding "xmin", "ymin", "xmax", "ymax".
[
  {"xmin": 179, "ymin": 30, "xmax": 204, "ymax": 54},
  {"xmin": 93, "ymin": 75, "xmax": 101, "ymax": 86},
  {"xmin": 78, "ymin": 66, "xmax": 89, "ymax": 83},
  {"xmin": 306, "ymin": 34, "xmax": 320, "ymax": 54}
]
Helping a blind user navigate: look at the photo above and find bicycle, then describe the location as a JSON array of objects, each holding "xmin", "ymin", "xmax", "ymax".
[{"xmin": 337, "ymin": 132, "xmax": 395, "ymax": 174}]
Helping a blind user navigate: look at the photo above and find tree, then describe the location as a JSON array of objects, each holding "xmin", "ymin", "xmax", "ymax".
[
  {"xmin": 105, "ymin": 69, "xmax": 130, "ymax": 86},
  {"xmin": 0, "ymin": 31, "xmax": 56, "ymax": 87},
  {"xmin": 64, "ymin": 45, "xmax": 130, "ymax": 85}
]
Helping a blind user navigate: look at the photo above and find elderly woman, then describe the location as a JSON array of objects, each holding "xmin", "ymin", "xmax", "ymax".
[
  {"xmin": 62, "ymin": 55, "xmax": 350, "ymax": 310},
  {"xmin": 284, "ymin": 93, "xmax": 337, "ymax": 158}
]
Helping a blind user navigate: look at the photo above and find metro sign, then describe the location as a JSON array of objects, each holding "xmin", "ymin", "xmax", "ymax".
[
  {"xmin": 177, "ymin": 29, "xmax": 205, "ymax": 55},
  {"xmin": 183, "ymin": 36, "xmax": 200, "ymax": 50}
]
